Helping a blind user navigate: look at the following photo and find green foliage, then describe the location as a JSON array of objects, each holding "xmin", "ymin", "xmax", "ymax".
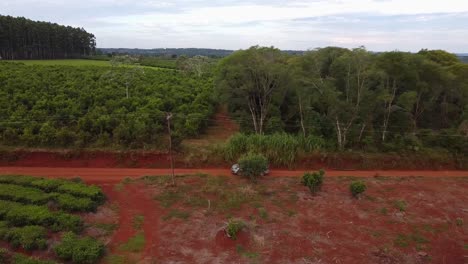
[
  {"xmin": 54, "ymin": 232, "xmax": 104, "ymax": 264},
  {"xmin": 225, "ymin": 133, "xmax": 324, "ymax": 167},
  {"xmin": 12, "ymin": 254, "xmax": 57, "ymax": 264},
  {"xmin": 393, "ymin": 200, "xmax": 407, "ymax": 212},
  {"xmin": 162, "ymin": 210, "xmax": 190, "ymax": 221},
  {"xmin": 302, "ymin": 170, "xmax": 325, "ymax": 194},
  {"xmin": 225, "ymin": 219, "xmax": 245, "ymax": 240},
  {"xmin": 350, "ymin": 181, "xmax": 367, "ymax": 197},
  {"xmin": 0, "ymin": 248, "xmax": 7, "ymax": 264},
  {"xmin": 0, "ymin": 200, "xmax": 83, "ymax": 232},
  {"xmin": 0, "ymin": 176, "xmax": 105, "ymax": 207},
  {"xmin": 0, "ymin": 62, "xmax": 215, "ymax": 149},
  {"xmin": 4, "ymin": 226, "xmax": 47, "ymax": 250},
  {"xmin": 118, "ymin": 232, "xmax": 145, "ymax": 253},
  {"xmin": 237, "ymin": 153, "xmax": 269, "ymax": 182},
  {"xmin": 132, "ymin": 215, "xmax": 145, "ymax": 230}
]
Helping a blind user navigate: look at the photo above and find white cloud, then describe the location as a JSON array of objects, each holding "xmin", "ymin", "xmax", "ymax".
[{"xmin": 2, "ymin": 0, "xmax": 468, "ymax": 51}]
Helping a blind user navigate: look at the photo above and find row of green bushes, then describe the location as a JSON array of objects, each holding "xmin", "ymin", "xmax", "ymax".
[
  {"xmin": 0, "ymin": 175, "xmax": 105, "ymax": 202},
  {"xmin": 0, "ymin": 231, "xmax": 104, "ymax": 263},
  {"xmin": 0, "ymin": 223, "xmax": 47, "ymax": 250},
  {"xmin": 0, "ymin": 200, "xmax": 82, "ymax": 232},
  {"xmin": 0, "ymin": 183, "xmax": 98, "ymax": 212},
  {"xmin": 0, "ymin": 249, "xmax": 58, "ymax": 264},
  {"xmin": 224, "ymin": 133, "xmax": 325, "ymax": 167}
]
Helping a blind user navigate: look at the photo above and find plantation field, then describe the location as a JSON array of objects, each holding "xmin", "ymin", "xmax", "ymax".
[
  {"xmin": 8, "ymin": 59, "xmax": 112, "ymax": 67},
  {"xmin": 0, "ymin": 175, "xmax": 108, "ymax": 263},
  {"xmin": 2, "ymin": 171, "xmax": 466, "ymax": 263}
]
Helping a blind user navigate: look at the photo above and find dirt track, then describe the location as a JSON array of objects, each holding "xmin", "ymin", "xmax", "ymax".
[{"xmin": 0, "ymin": 167, "xmax": 466, "ymax": 183}]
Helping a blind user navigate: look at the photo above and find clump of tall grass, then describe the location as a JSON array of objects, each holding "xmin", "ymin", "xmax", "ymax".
[{"xmin": 224, "ymin": 133, "xmax": 324, "ymax": 167}]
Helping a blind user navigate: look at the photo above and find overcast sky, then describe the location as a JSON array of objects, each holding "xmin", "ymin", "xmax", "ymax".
[{"xmin": 2, "ymin": 0, "xmax": 468, "ymax": 52}]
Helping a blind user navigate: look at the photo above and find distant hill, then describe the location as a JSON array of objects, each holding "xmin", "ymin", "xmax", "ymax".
[
  {"xmin": 97, "ymin": 48, "xmax": 304, "ymax": 58},
  {"xmin": 456, "ymin": 54, "xmax": 468, "ymax": 63}
]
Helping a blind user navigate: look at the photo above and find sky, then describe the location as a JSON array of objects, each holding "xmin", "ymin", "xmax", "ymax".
[{"xmin": 1, "ymin": 0, "xmax": 468, "ymax": 52}]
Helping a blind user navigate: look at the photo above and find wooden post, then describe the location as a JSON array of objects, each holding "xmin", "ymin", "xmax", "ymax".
[{"xmin": 166, "ymin": 113, "xmax": 175, "ymax": 185}]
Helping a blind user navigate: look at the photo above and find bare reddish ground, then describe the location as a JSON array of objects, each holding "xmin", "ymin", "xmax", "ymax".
[
  {"xmin": 0, "ymin": 167, "xmax": 466, "ymax": 183},
  {"xmin": 91, "ymin": 175, "xmax": 467, "ymax": 264}
]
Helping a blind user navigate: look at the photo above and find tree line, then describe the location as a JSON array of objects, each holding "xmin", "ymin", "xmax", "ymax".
[
  {"xmin": 217, "ymin": 46, "xmax": 468, "ymax": 153},
  {"xmin": 0, "ymin": 15, "xmax": 96, "ymax": 60}
]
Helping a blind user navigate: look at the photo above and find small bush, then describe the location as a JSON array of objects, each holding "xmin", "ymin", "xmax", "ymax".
[
  {"xmin": 225, "ymin": 219, "xmax": 245, "ymax": 240},
  {"xmin": 5, "ymin": 226, "xmax": 47, "ymax": 251},
  {"xmin": 394, "ymin": 200, "xmax": 407, "ymax": 212},
  {"xmin": 350, "ymin": 181, "xmax": 367, "ymax": 197},
  {"xmin": 13, "ymin": 254, "xmax": 58, "ymax": 264},
  {"xmin": 302, "ymin": 170, "xmax": 325, "ymax": 194},
  {"xmin": 0, "ymin": 248, "xmax": 8, "ymax": 264},
  {"xmin": 54, "ymin": 232, "xmax": 104, "ymax": 264},
  {"xmin": 238, "ymin": 153, "xmax": 268, "ymax": 182}
]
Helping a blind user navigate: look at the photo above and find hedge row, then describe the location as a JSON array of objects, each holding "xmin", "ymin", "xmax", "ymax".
[
  {"xmin": 0, "ymin": 200, "xmax": 82, "ymax": 233},
  {"xmin": 54, "ymin": 232, "xmax": 104, "ymax": 264},
  {"xmin": 0, "ymin": 183, "xmax": 97, "ymax": 212},
  {"xmin": 3, "ymin": 225, "xmax": 47, "ymax": 251},
  {"xmin": 1, "ymin": 249, "xmax": 58, "ymax": 264},
  {"xmin": 0, "ymin": 175, "xmax": 105, "ymax": 203}
]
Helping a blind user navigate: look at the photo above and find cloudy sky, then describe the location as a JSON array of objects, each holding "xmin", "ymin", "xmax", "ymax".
[{"xmin": 2, "ymin": 0, "xmax": 468, "ymax": 52}]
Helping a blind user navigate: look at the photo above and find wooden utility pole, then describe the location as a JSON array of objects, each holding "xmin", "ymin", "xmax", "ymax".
[{"xmin": 166, "ymin": 112, "xmax": 175, "ymax": 185}]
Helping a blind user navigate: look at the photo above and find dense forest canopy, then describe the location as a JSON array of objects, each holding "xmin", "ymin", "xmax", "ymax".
[
  {"xmin": 0, "ymin": 62, "xmax": 214, "ymax": 149},
  {"xmin": 217, "ymin": 47, "xmax": 468, "ymax": 154},
  {"xmin": 0, "ymin": 15, "xmax": 96, "ymax": 60}
]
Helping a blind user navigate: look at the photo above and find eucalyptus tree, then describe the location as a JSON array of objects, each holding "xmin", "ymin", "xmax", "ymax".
[{"xmin": 217, "ymin": 46, "xmax": 289, "ymax": 134}]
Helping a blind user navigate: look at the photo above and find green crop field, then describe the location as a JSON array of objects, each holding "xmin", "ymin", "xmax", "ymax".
[{"xmin": 8, "ymin": 59, "xmax": 112, "ymax": 67}]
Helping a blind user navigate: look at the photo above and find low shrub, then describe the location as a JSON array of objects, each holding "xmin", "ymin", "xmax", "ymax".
[
  {"xmin": 0, "ymin": 200, "xmax": 82, "ymax": 232},
  {"xmin": 0, "ymin": 247, "xmax": 8, "ymax": 263},
  {"xmin": 54, "ymin": 232, "xmax": 104, "ymax": 264},
  {"xmin": 237, "ymin": 153, "xmax": 268, "ymax": 182},
  {"xmin": 54, "ymin": 193, "xmax": 97, "ymax": 212},
  {"xmin": 5, "ymin": 226, "xmax": 47, "ymax": 251},
  {"xmin": 0, "ymin": 221, "xmax": 8, "ymax": 238},
  {"xmin": 57, "ymin": 183, "xmax": 104, "ymax": 202},
  {"xmin": 225, "ymin": 219, "xmax": 245, "ymax": 240},
  {"xmin": 302, "ymin": 170, "xmax": 325, "ymax": 194},
  {"xmin": 0, "ymin": 184, "xmax": 53, "ymax": 205},
  {"xmin": 350, "ymin": 181, "xmax": 367, "ymax": 197},
  {"xmin": 13, "ymin": 254, "xmax": 57, "ymax": 264}
]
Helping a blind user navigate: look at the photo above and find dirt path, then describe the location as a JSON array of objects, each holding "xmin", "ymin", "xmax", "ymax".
[{"xmin": 0, "ymin": 167, "xmax": 466, "ymax": 183}]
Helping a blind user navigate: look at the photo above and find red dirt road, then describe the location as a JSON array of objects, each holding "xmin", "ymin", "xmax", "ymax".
[{"xmin": 0, "ymin": 167, "xmax": 466, "ymax": 182}]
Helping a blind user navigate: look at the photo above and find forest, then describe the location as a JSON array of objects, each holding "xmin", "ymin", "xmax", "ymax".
[
  {"xmin": 0, "ymin": 15, "xmax": 96, "ymax": 60},
  {"xmin": 218, "ymin": 47, "xmax": 468, "ymax": 155},
  {"xmin": 0, "ymin": 62, "xmax": 215, "ymax": 149}
]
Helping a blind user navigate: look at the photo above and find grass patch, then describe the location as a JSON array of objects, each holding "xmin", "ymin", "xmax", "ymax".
[
  {"xmin": 94, "ymin": 223, "xmax": 118, "ymax": 235},
  {"xmin": 119, "ymin": 232, "xmax": 145, "ymax": 252},
  {"xmin": 236, "ymin": 244, "xmax": 259, "ymax": 259},
  {"xmin": 10, "ymin": 59, "xmax": 111, "ymax": 67},
  {"xmin": 258, "ymin": 208, "xmax": 268, "ymax": 220},
  {"xmin": 394, "ymin": 234, "xmax": 410, "ymax": 247},
  {"xmin": 455, "ymin": 218, "xmax": 463, "ymax": 226},
  {"xmin": 379, "ymin": 207, "xmax": 388, "ymax": 215},
  {"xmin": 393, "ymin": 200, "xmax": 407, "ymax": 212},
  {"xmin": 133, "ymin": 215, "xmax": 145, "ymax": 230},
  {"xmin": 162, "ymin": 210, "xmax": 190, "ymax": 221},
  {"xmin": 105, "ymin": 255, "xmax": 128, "ymax": 264},
  {"xmin": 154, "ymin": 190, "xmax": 183, "ymax": 208}
]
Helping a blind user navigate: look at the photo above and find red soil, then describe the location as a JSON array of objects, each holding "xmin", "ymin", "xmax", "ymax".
[{"xmin": 0, "ymin": 167, "xmax": 466, "ymax": 183}]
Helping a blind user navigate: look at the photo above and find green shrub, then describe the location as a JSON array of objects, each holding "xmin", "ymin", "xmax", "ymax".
[
  {"xmin": 12, "ymin": 254, "xmax": 57, "ymax": 264},
  {"xmin": 57, "ymin": 183, "xmax": 104, "ymax": 202},
  {"xmin": 237, "ymin": 153, "xmax": 268, "ymax": 182},
  {"xmin": 54, "ymin": 193, "xmax": 97, "ymax": 212},
  {"xmin": 0, "ymin": 248, "xmax": 8, "ymax": 264},
  {"xmin": 350, "ymin": 181, "xmax": 367, "ymax": 197},
  {"xmin": 0, "ymin": 200, "xmax": 82, "ymax": 232},
  {"xmin": 54, "ymin": 232, "xmax": 104, "ymax": 264},
  {"xmin": 225, "ymin": 219, "xmax": 245, "ymax": 240},
  {"xmin": 0, "ymin": 221, "xmax": 8, "ymax": 238},
  {"xmin": 5, "ymin": 226, "xmax": 47, "ymax": 251},
  {"xmin": 0, "ymin": 184, "xmax": 53, "ymax": 205},
  {"xmin": 302, "ymin": 170, "xmax": 325, "ymax": 194}
]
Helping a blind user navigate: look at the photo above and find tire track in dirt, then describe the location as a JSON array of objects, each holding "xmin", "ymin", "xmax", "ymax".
[
  {"xmin": 99, "ymin": 183, "xmax": 160, "ymax": 262},
  {"xmin": 0, "ymin": 167, "xmax": 466, "ymax": 183}
]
